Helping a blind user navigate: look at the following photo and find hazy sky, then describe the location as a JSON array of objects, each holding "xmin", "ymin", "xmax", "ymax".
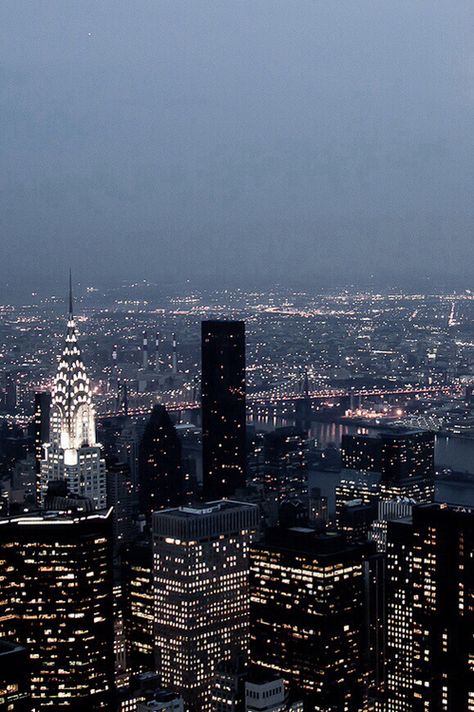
[{"xmin": 2, "ymin": 1, "xmax": 474, "ymax": 289}]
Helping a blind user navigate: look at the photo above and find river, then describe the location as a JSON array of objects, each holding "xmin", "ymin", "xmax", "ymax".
[{"xmin": 251, "ymin": 416, "xmax": 474, "ymax": 511}]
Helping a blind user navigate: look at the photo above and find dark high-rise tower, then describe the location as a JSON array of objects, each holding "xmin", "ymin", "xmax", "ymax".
[
  {"xmin": 250, "ymin": 528, "xmax": 373, "ymax": 710},
  {"xmin": 139, "ymin": 404, "xmax": 184, "ymax": 519},
  {"xmin": 0, "ymin": 509, "xmax": 115, "ymax": 710},
  {"xmin": 34, "ymin": 391, "xmax": 51, "ymax": 503},
  {"xmin": 201, "ymin": 320, "xmax": 246, "ymax": 499},
  {"xmin": 122, "ymin": 538, "xmax": 154, "ymax": 674},
  {"xmin": 341, "ymin": 429, "xmax": 435, "ymax": 503},
  {"xmin": 386, "ymin": 503, "xmax": 474, "ymax": 711}
]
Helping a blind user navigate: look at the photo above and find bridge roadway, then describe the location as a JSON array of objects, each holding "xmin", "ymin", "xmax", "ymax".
[{"xmin": 98, "ymin": 384, "xmax": 456, "ymax": 419}]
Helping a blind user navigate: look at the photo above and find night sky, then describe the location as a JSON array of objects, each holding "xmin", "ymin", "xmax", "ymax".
[{"xmin": 2, "ymin": 1, "xmax": 474, "ymax": 290}]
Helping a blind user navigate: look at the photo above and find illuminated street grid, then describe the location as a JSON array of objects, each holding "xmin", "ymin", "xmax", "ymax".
[{"xmin": 1, "ymin": 284, "xmax": 473, "ymax": 435}]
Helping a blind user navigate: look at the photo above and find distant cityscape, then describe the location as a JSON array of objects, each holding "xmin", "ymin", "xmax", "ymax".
[{"xmin": 0, "ymin": 279, "xmax": 473, "ymax": 711}]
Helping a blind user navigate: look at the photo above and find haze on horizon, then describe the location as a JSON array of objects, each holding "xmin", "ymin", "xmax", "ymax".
[{"xmin": 1, "ymin": 1, "xmax": 474, "ymax": 292}]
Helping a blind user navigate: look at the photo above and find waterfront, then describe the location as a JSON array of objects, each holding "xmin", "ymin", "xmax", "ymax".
[
  {"xmin": 251, "ymin": 417, "xmax": 474, "ymax": 474},
  {"xmin": 251, "ymin": 417, "xmax": 474, "ymax": 512}
]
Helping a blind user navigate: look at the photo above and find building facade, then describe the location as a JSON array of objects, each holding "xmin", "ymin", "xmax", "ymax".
[
  {"xmin": 153, "ymin": 501, "xmax": 259, "ymax": 711},
  {"xmin": 250, "ymin": 528, "xmax": 372, "ymax": 711},
  {"xmin": 386, "ymin": 504, "xmax": 474, "ymax": 711},
  {"xmin": 122, "ymin": 539, "xmax": 155, "ymax": 674},
  {"xmin": 0, "ymin": 508, "xmax": 115, "ymax": 710},
  {"xmin": 201, "ymin": 320, "xmax": 246, "ymax": 499},
  {"xmin": 262, "ymin": 427, "xmax": 308, "ymax": 506},
  {"xmin": 34, "ymin": 391, "xmax": 51, "ymax": 502}
]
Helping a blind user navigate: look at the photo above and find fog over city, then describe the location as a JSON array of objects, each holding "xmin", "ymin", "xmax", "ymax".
[{"xmin": 2, "ymin": 1, "xmax": 474, "ymax": 293}]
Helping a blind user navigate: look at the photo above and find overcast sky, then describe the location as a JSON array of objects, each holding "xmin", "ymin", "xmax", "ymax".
[{"xmin": 1, "ymin": 1, "xmax": 474, "ymax": 290}]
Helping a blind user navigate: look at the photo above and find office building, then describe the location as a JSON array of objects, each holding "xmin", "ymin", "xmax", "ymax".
[
  {"xmin": 201, "ymin": 320, "xmax": 246, "ymax": 499},
  {"xmin": 335, "ymin": 472, "xmax": 381, "ymax": 526},
  {"xmin": 341, "ymin": 429, "xmax": 434, "ymax": 503},
  {"xmin": 0, "ymin": 640, "xmax": 30, "ymax": 711},
  {"xmin": 34, "ymin": 391, "xmax": 51, "ymax": 501},
  {"xmin": 338, "ymin": 499, "xmax": 378, "ymax": 542},
  {"xmin": 139, "ymin": 405, "xmax": 184, "ymax": 520},
  {"xmin": 39, "ymin": 280, "xmax": 107, "ymax": 509},
  {"xmin": 0, "ymin": 508, "xmax": 115, "ymax": 710},
  {"xmin": 106, "ymin": 459, "xmax": 134, "ymax": 552},
  {"xmin": 263, "ymin": 427, "xmax": 308, "ymax": 506},
  {"xmin": 386, "ymin": 504, "xmax": 474, "ymax": 711},
  {"xmin": 369, "ymin": 499, "xmax": 413, "ymax": 553},
  {"xmin": 250, "ymin": 528, "xmax": 372, "ymax": 710},
  {"xmin": 308, "ymin": 487, "xmax": 328, "ymax": 530},
  {"xmin": 212, "ymin": 659, "xmax": 247, "ymax": 711},
  {"xmin": 122, "ymin": 539, "xmax": 154, "ymax": 674},
  {"xmin": 153, "ymin": 500, "xmax": 259, "ymax": 711}
]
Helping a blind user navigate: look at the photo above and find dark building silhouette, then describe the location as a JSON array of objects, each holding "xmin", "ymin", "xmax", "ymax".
[
  {"xmin": 250, "ymin": 528, "xmax": 373, "ymax": 710},
  {"xmin": 139, "ymin": 405, "xmax": 184, "ymax": 520},
  {"xmin": 34, "ymin": 391, "xmax": 51, "ymax": 502},
  {"xmin": 341, "ymin": 433, "xmax": 382, "ymax": 472},
  {"xmin": 341, "ymin": 429, "xmax": 435, "ymax": 502},
  {"xmin": 122, "ymin": 539, "xmax": 154, "ymax": 674},
  {"xmin": 106, "ymin": 459, "xmax": 134, "ymax": 554},
  {"xmin": 201, "ymin": 320, "xmax": 246, "ymax": 499},
  {"xmin": 386, "ymin": 504, "xmax": 474, "ymax": 711},
  {"xmin": 43, "ymin": 479, "xmax": 94, "ymax": 513},
  {"xmin": 0, "ymin": 509, "xmax": 115, "ymax": 711},
  {"xmin": 308, "ymin": 487, "xmax": 328, "ymax": 530},
  {"xmin": 263, "ymin": 427, "xmax": 308, "ymax": 506},
  {"xmin": 338, "ymin": 499, "xmax": 378, "ymax": 542},
  {"xmin": 0, "ymin": 640, "xmax": 30, "ymax": 711}
]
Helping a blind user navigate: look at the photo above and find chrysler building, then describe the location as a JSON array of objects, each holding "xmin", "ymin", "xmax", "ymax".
[{"xmin": 40, "ymin": 276, "xmax": 106, "ymax": 509}]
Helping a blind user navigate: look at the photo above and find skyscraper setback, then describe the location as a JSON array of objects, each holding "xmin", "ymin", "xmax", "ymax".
[
  {"xmin": 201, "ymin": 320, "xmax": 246, "ymax": 499},
  {"xmin": 39, "ymin": 278, "xmax": 106, "ymax": 509}
]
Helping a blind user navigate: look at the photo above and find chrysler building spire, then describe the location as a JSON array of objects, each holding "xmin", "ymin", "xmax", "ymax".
[
  {"xmin": 40, "ymin": 275, "xmax": 106, "ymax": 509},
  {"xmin": 49, "ymin": 275, "xmax": 96, "ymax": 451},
  {"xmin": 69, "ymin": 267, "xmax": 73, "ymax": 316}
]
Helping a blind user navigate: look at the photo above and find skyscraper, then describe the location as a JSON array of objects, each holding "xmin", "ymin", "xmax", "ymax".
[
  {"xmin": 262, "ymin": 427, "xmax": 308, "ymax": 505},
  {"xmin": 106, "ymin": 458, "xmax": 134, "ymax": 553},
  {"xmin": 0, "ymin": 508, "xmax": 115, "ymax": 710},
  {"xmin": 340, "ymin": 429, "xmax": 435, "ymax": 504},
  {"xmin": 139, "ymin": 404, "xmax": 184, "ymax": 520},
  {"xmin": 153, "ymin": 500, "xmax": 259, "ymax": 711},
  {"xmin": 201, "ymin": 320, "xmax": 246, "ymax": 499},
  {"xmin": 34, "ymin": 391, "xmax": 51, "ymax": 502},
  {"xmin": 386, "ymin": 504, "xmax": 474, "ymax": 711},
  {"xmin": 122, "ymin": 538, "xmax": 155, "ymax": 674},
  {"xmin": 250, "ymin": 528, "xmax": 372, "ymax": 710},
  {"xmin": 40, "ymin": 278, "xmax": 107, "ymax": 509}
]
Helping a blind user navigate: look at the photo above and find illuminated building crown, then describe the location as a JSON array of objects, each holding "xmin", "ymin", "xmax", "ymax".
[{"xmin": 50, "ymin": 274, "xmax": 96, "ymax": 450}]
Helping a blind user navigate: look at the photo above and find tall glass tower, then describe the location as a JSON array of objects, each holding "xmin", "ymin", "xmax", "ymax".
[{"xmin": 201, "ymin": 320, "xmax": 246, "ymax": 499}]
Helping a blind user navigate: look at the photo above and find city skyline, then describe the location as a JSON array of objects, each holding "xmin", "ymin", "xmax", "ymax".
[{"xmin": 1, "ymin": 2, "xmax": 474, "ymax": 709}]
